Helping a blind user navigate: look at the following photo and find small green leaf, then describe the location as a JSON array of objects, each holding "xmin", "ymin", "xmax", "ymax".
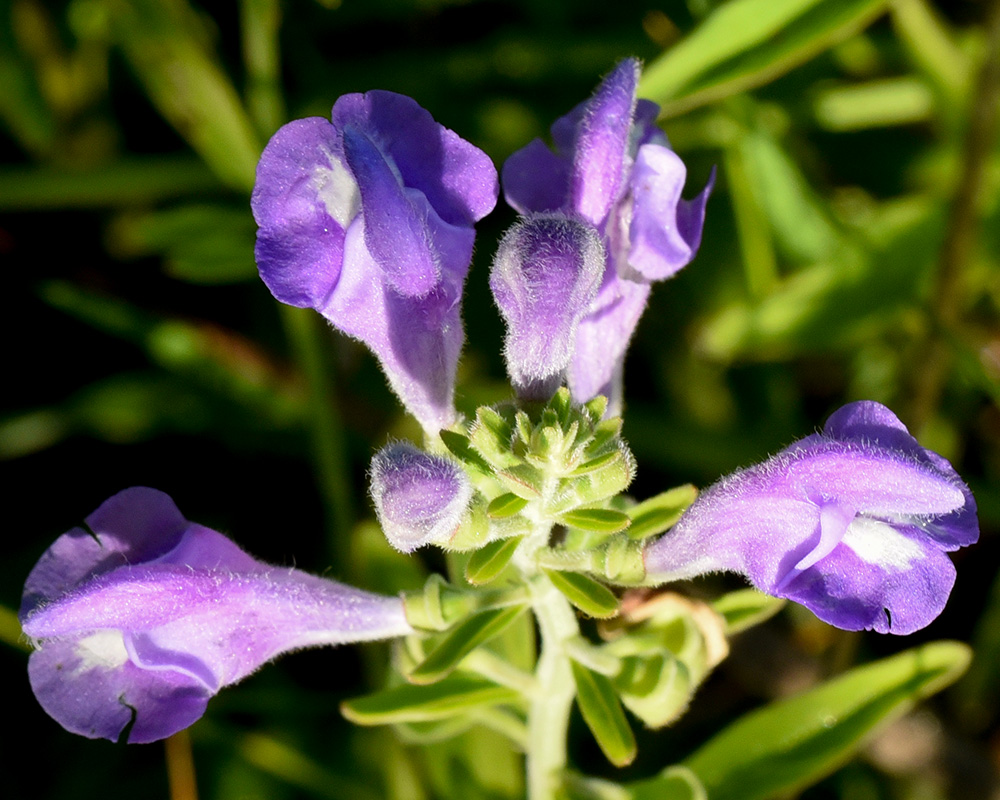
[
  {"xmin": 545, "ymin": 570, "xmax": 619, "ymax": 619},
  {"xmin": 571, "ymin": 660, "xmax": 637, "ymax": 767},
  {"xmin": 712, "ymin": 589, "xmax": 786, "ymax": 635},
  {"xmin": 583, "ymin": 395, "xmax": 609, "ymax": 425},
  {"xmin": 616, "ymin": 653, "xmax": 693, "ymax": 729},
  {"xmin": 627, "ymin": 485, "xmax": 698, "ymax": 540},
  {"xmin": 570, "ymin": 449, "xmax": 623, "ymax": 475},
  {"xmin": 476, "ymin": 406, "xmax": 514, "ymax": 441},
  {"xmin": 560, "ymin": 508, "xmax": 631, "ymax": 534},
  {"xmin": 465, "ymin": 537, "xmax": 523, "ymax": 585},
  {"xmin": 439, "ymin": 429, "xmax": 495, "ymax": 476},
  {"xmin": 409, "ymin": 606, "xmax": 527, "ymax": 684},
  {"xmin": 675, "ymin": 641, "xmax": 971, "ymax": 800},
  {"xmin": 341, "ymin": 676, "xmax": 520, "ymax": 725},
  {"xmin": 470, "ymin": 406, "xmax": 520, "ymax": 468},
  {"xmin": 487, "ymin": 492, "xmax": 529, "ymax": 519},
  {"xmin": 496, "ymin": 464, "xmax": 544, "ymax": 499},
  {"xmin": 546, "ymin": 386, "xmax": 574, "ymax": 426},
  {"xmin": 586, "ymin": 417, "xmax": 623, "ymax": 455}
]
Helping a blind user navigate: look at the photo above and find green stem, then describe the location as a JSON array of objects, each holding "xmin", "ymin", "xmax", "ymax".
[
  {"xmin": 239, "ymin": 0, "xmax": 286, "ymax": 136},
  {"xmin": 280, "ymin": 305, "xmax": 354, "ymax": 563},
  {"xmin": 526, "ymin": 575, "xmax": 580, "ymax": 800},
  {"xmin": 464, "ymin": 649, "xmax": 538, "ymax": 695},
  {"xmin": 907, "ymin": 0, "xmax": 1000, "ymax": 432}
]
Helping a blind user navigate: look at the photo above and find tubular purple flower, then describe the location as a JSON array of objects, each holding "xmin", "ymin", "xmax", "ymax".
[
  {"xmin": 490, "ymin": 214, "xmax": 605, "ymax": 400},
  {"xmin": 644, "ymin": 402, "xmax": 978, "ymax": 634},
  {"xmin": 502, "ymin": 58, "xmax": 712, "ymax": 412},
  {"xmin": 252, "ymin": 91, "xmax": 499, "ymax": 433},
  {"xmin": 370, "ymin": 442, "xmax": 473, "ymax": 552},
  {"xmin": 20, "ymin": 488, "xmax": 413, "ymax": 743}
]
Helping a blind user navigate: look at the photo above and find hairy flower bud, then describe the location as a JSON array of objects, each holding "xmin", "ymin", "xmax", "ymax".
[
  {"xmin": 370, "ymin": 443, "xmax": 474, "ymax": 552},
  {"xmin": 491, "ymin": 214, "xmax": 605, "ymax": 400}
]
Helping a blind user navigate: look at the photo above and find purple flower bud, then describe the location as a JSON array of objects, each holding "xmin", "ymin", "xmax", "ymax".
[
  {"xmin": 252, "ymin": 91, "xmax": 499, "ymax": 433},
  {"xmin": 644, "ymin": 402, "xmax": 978, "ymax": 634},
  {"xmin": 370, "ymin": 443, "xmax": 473, "ymax": 552},
  {"xmin": 20, "ymin": 488, "xmax": 412, "ymax": 743},
  {"xmin": 502, "ymin": 58, "xmax": 712, "ymax": 412},
  {"xmin": 490, "ymin": 214, "xmax": 605, "ymax": 400}
]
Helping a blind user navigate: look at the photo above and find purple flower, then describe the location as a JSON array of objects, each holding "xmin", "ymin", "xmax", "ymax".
[
  {"xmin": 490, "ymin": 214, "xmax": 605, "ymax": 400},
  {"xmin": 644, "ymin": 402, "xmax": 978, "ymax": 634},
  {"xmin": 20, "ymin": 488, "xmax": 412, "ymax": 743},
  {"xmin": 502, "ymin": 58, "xmax": 712, "ymax": 412},
  {"xmin": 252, "ymin": 91, "xmax": 499, "ymax": 433},
  {"xmin": 370, "ymin": 442, "xmax": 473, "ymax": 552}
]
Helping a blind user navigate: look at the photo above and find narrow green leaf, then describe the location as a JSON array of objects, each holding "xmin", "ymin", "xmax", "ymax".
[
  {"xmin": 640, "ymin": 0, "xmax": 887, "ymax": 117},
  {"xmin": 0, "ymin": 158, "xmax": 220, "ymax": 210},
  {"xmin": 628, "ymin": 766, "xmax": 707, "ymax": 800},
  {"xmin": 465, "ymin": 537, "xmax": 523, "ymax": 585},
  {"xmin": 627, "ymin": 485, "xmax": 698, "ymax": 540},
  {"xmin": 671, "ymin": 641, "xmax": 970, "ymax": 800},
  {"xmin": 0, "ymin": 28, "xmax": 56, "ymax": 156},
  {"xmin": 439, "ymin": 429, "xmax": 495, "ymax": 476},
  {"xmin": 571, "ymin": 660, "xmax": 637, "ymax": 767},
  {"xmin": 476, "ymin": 406, "xmax": 514, "ymax": 442},
  {"xmin": 106, "ymin": 0, "xmax": 262, "ymax": 191},
  {"xmin": 487, "ymin": 492, "xmax": 529, "ymax": 519},
  {"xmin": 586, "ymin": 417, "xmax": 623, "ymax": 455},
  {"xmin": 738, "ymin": 127, "xmax": 844, "ymax": 264},
  {"xmin": 409, "ymin": 606, "xmax": 526, "ymax": 685},
  {"xmin": 470, "ymin": 406, "xmax": 520, "ymax": 468},
  {"xmin": 545, "ymin": 570, "xmax": 619, "ymax": 619},
  {"xmin": 341, "ymin": 676, "xmax": 520, "ymax": 725},
  {"xmin": 724, "ymin": 141, "xmax": 778, "ymax": 300},
  {"xmin": 560, "ymin": 508, "xmax": 631, "ymax": 534},
  {"xmin": 711, "ymin": 589, "xmax": 786, "ymax": 635},
  {"xmin": 496, "ymin": 464, "xmax": 543, "ymax": 499},
  {"xmin": 570, "ymin": 448, "xmax": 622, "ymax": 476},
  {"xmin": 813, "ymin": 77, "xmax": 935, "ymax": 132}
]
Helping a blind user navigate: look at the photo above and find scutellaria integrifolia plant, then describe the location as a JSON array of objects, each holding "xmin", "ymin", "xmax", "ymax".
[
  {"xmin": 23, "ymin": 56, "xmax": 979, "ymax": 800},
  {"xmin": 252, "ymin": 90, "xmax": 499, "ymax": 434},
  {"xmin": 20, "ymin": 488, "xmax": 412, "ymax": 743}
]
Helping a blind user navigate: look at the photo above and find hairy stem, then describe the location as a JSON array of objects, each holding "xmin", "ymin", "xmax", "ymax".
[{"xmin": 526, "ymin": 575, "xmax": 580, "ymax": 800}]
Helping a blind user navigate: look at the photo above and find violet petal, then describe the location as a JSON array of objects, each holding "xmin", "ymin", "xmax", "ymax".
[
  {"xmin": 643, "ymin": 402, "xmax": 978, "ymax": 634},
  {"xmin": 22, "ymin": 488, "xmax": 413, "ymax": 742}
]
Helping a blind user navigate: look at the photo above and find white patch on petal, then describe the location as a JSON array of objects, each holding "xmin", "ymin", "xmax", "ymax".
[
  {"xmin": 74, "ymin": 630, "xmax": 129, "ymax": 674},
  {"xmin": 313, "ymin": 156, "xmax": 360, "ymax": 228},
  {"xmin": 841, "ymin": 517, "xmax": 924, "ymax": 570}
]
